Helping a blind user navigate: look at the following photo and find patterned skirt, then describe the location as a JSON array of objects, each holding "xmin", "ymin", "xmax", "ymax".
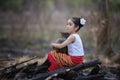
[{"xmin": 47, "ymin": 51, "xmax": 84, "ymax": 71}]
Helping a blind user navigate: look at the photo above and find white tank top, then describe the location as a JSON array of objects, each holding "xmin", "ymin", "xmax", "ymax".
[{"xmin": 68, "ymin": 34, "xmax": 84, "ymax": 56}]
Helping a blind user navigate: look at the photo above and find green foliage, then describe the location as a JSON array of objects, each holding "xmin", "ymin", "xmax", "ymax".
[
  {"xmin": 65, "ymin": 0, "xmax": 95, "ymax": 12},
  {"xmin": 0, "ymin": 0, "xmax": 24, "ymax": 12},
  {"xmin": 109, "ymin": 0, "xmax": 120, "ymax": 13},
  {"xmin": 0, "ymin": 0, "xmax": 120, "ymax": 13},
  {"xmin": 46, "ymin": 0, "xmax": 54, "ymax": 9},
  {"xmin": 92, "ymin": 0, "xmax": 120, "ymax": 13}
]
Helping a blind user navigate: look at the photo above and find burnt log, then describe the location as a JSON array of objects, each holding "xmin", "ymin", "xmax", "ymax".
[
  {"xmin": 0, "ymin": 56, "xmax": 39, "ymax": 80},
  {"xmin": 76, "ymin": 73, "xmax": 105, "ymax": 80},
  {"xmin": 0, "ymin": 62, "xmax": 38, "ymax": 79},
  {"xmin": 29, "ymin": 59, "xmax": 101, "ymax": 80},
  {"xmin": 0, "ymin": 56, "xmax": 39, "ymax": 74}
]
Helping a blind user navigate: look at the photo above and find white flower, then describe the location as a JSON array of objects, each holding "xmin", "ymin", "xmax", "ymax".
[{"xmin": 80, "ymin": 18, "xmax": 86, "ymax": 25}]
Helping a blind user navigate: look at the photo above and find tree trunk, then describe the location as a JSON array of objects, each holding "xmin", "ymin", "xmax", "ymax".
[{"xmin": 97, "ymin": 0, "xmax": 113, "ymax": 57}]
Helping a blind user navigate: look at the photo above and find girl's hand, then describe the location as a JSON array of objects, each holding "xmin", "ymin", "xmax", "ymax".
[{"xmin": 51, "ymin": 43, "xmax": 56, "ymax": 50}]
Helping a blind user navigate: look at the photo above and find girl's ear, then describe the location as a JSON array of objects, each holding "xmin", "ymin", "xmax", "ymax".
[{"xmin": 75, "ymin": 26, "xmax": 79, "ymax": 32}]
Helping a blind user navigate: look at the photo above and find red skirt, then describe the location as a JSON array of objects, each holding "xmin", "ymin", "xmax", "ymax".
[{"xmin": 47, "ymin": 51, "xmax": 84, "ymax": 71}]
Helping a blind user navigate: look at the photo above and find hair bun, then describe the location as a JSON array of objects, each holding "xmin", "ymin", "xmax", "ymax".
[{"xmin": 80, "ymin": 18, "xmax": 86, "ymax": 25}]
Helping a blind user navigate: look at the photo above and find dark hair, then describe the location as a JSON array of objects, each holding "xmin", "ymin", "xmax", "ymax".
[{"xmin": 71, "ymin": 17, "xmax": 84, "ymax": 32}]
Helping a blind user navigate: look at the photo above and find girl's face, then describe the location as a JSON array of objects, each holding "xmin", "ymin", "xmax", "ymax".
[{"xmin": 66, "ymin": 19, "xmax": 78, "ymax": 34}]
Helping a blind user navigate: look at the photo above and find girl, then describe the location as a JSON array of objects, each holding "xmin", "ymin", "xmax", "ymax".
[{"xmin": 47, "ymin": 17, "xmax": 86, "ymax": 71}]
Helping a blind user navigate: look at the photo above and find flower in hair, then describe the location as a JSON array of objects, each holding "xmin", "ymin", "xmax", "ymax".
[{"xmin": 80, "ymin": 18, "xmax": 86, "ymax": 25}]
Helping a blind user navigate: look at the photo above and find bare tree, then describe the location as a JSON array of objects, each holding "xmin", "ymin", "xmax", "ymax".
[{"xmin": 97, "ymin": 0, "xmax": 113, "ymax": 57}]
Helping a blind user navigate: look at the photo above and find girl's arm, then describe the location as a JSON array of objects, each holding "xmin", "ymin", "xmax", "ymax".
[{"xmin": 51, "ymin": 35, "xmax": 75, "ymax": 49}]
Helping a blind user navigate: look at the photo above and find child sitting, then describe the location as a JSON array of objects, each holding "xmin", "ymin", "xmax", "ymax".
[{"xmin": 47, "ymin": 17, "xmax": 86, "ymax": 71}]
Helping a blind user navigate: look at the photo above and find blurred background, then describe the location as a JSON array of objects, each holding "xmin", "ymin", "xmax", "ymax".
[{"xmin": 0, "ymin": 0, "xmax": 119, "ymax": 66}]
